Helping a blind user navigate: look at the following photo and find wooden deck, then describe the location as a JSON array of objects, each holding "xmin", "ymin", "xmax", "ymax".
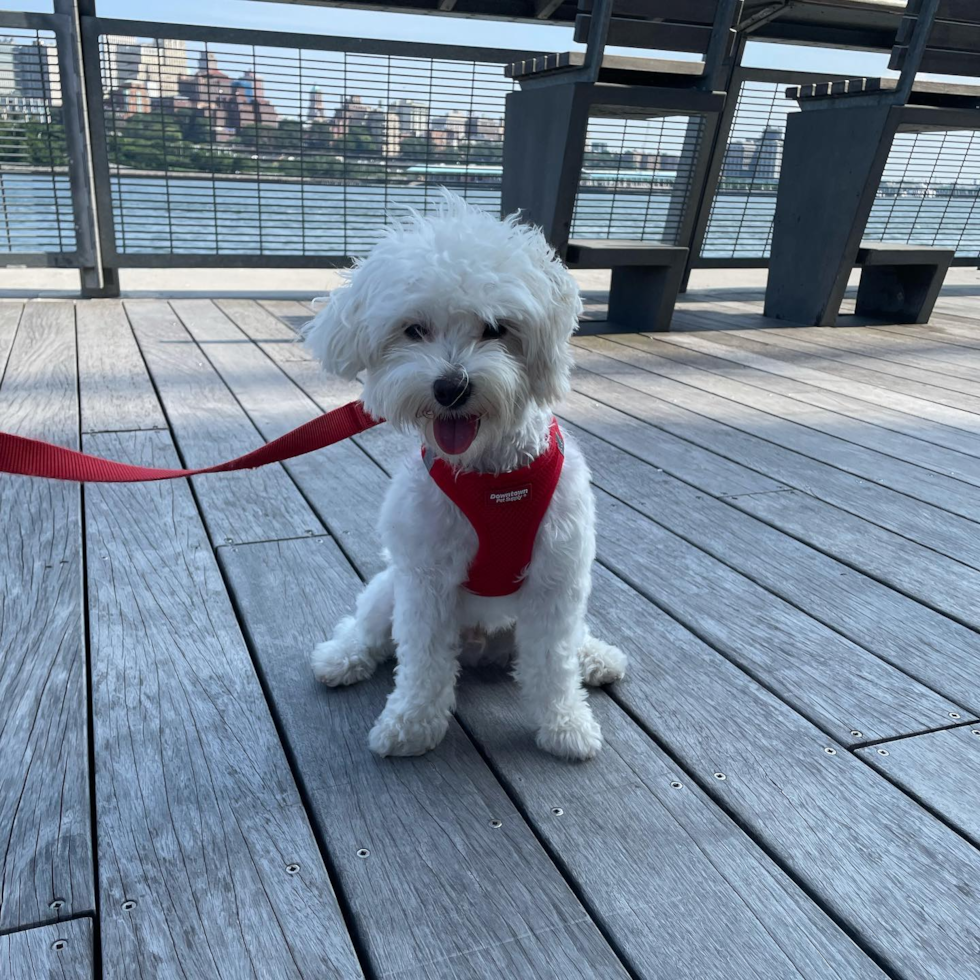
[{"xmin": 5, "ymin": 277, "xmax": 980, "ymax": 979}]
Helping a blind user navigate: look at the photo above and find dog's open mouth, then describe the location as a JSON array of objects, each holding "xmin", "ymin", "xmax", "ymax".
[{"xmin": 432, "ymin": 415, "xmax": 480, "ymax": 455}]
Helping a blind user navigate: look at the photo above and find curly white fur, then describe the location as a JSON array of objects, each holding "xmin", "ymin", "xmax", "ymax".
[{"xmin": 306, "ymin": 193, "xmax": 626, "ymax": 760}]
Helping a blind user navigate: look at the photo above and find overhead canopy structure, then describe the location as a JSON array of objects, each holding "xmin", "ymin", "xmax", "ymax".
[{"xmin": 270, "ymin": 0, "xmax": 908, "ymax": 51}]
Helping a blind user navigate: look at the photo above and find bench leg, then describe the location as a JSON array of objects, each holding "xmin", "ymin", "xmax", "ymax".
[
  {"xmin": 855, "ymin": 260, "xmax": 952, "ymax": 324},
  {"xmin": 501, "ymin": 84, "xmax": 590, "ymax": 254},
  {"xmin": 604, "ymin": 261, "xmax": 686, "ymax": 333},
  {"xmin": 765, "ymin": 105, "xmax": 899, "ymax": 326}
]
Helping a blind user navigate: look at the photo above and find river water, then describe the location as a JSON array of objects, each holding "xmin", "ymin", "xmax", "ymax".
[{"xmin": 2, "ymin": 172, "xmax": 979, "ymax": 260}]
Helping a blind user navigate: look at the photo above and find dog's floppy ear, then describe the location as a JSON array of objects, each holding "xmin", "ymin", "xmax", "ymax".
[
  {"xmin": 521, "ymin": 236, "xmax": 583, "ymax": 406},
  {"xmin": 303, "ymin": 281, "xmax": 371, "ymax": 380}
]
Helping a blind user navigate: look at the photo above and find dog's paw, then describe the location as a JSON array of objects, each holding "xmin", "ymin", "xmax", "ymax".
[
  {"xmin": 579, "ymin": 634, "xmax": 628, "ymax": 687},
  {"xmin": 536, "ymin": 701, "xmax": 602, "ymax": 761},
  {"xmin": 311, "ymin": 634, "xmax": 377, "ymax": 688},
  {"xmin": 368, "ymin": 706, "xmax": 449, "ymax": 757}
]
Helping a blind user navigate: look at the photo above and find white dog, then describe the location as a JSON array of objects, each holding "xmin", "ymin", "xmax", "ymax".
[{"xmin": 305, "ymin": 194, "xmax": 626, "ymax": 760}]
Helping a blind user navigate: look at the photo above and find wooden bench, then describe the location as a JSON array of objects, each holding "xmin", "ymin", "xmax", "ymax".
[
  {"xmin": 501, "ymin": 0, "xmax": 741, "ymax": 334},
  {"xmin": 766, "ymin": 0, "xmax": 979, "ymax": 326},
  {"xmin": 565, "ymin": 240, "xmax": 688, "ymax": 333},
  {"xmin": 854, "ymin": 243, "xmax": 954, "ymax": 323},
  {"xmin": 506, "ymin": 0, "xmax": 738, "ymax": 88}
]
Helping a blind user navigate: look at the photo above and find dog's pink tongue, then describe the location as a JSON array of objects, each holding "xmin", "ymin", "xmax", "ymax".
[{"xmin": 433, "ymin": 416, "xmax": 480, "ymax": 455}]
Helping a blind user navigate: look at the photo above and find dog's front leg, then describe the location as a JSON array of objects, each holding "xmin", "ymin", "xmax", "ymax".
[
  {"xmin": 368, "ymin": 573, "xmax": 460, "ymax": 757},
  {"xmin": 515, "ymin": 599, "xmax": 602, "ymax": 761}
]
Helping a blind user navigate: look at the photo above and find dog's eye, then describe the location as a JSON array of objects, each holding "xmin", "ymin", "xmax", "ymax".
[
  {"xmin": 404, "ymin": 322, "xmax": 427, "ymax": 341},
  {"xmin": 482, "ymin": 321, "xmax": 506, "ymax": 341}
]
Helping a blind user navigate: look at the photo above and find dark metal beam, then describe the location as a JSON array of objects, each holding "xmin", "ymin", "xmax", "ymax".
[
  {"xmin": 533, "ymin": 0, "xmax": 564, "ymax": 18},
  {"xmin": 261, "ymin": 0, "xmax": 906, "ymax": 52}
]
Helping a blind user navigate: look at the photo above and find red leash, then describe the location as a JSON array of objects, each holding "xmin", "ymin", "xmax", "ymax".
[{"xmin": 0, "ymin": 400, "xmax": 382, "ymax": 483}]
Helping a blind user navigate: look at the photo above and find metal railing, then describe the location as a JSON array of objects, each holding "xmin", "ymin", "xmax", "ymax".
[
  {"xmin": 1, "ymin": 5, "xmax": 980, "ymax": 295},
  {"xmin": 700, "ymin": 67, "xmax": 980, "ymax": 266},
  {"xmin": 88, "ymin": 20, "xmax": 523, "ymax": 265},
  {"xmin": 570, "ymin": 114, "xmax": 705, "ymax": 246}
]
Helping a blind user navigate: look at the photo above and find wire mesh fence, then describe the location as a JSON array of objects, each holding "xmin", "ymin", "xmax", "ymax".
[
  {"xmin": 570, "ymin": 114, "xmax": 704, "ymax": 246},
  {"xmin": 701, "ymin": 76, "xmax": 791, "ymax": 260},
  {"xmin": 96, "ymin": 32, "xmax": 515, "ymax": 258},
  {"xmin": 3, "ymin": 16, "xmax": 980, "ymax": 270},
  {"xmin": 0, "ymin": 27, "xmax": 74, "ymax": 255},
  {"xmin": 867, "ymin": 129, "xmax": 980, "ymax": 257},
  {"xmin": 701, "ymin": 73, "xmax": 980, "ymax": 262}
]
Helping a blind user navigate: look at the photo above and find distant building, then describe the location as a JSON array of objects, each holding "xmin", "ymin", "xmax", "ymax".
[
  {"xmin": 722, "ymin": 140, "xmax": 753, "ymax": 178},
  {"xmin": 227, "ymin": 71, "xmax": 278, "ymax": 130},
  {"xmin": 723, "ymin": 127, "xmax": 784, "ymax": 181},
  {"xmin": 431, "ymin": 110, "xmax": 466, "ymax": 140},
  {"xmin": 755, "ymin": 126, "xmax": 784, "ymax": 180},
  {"xmin": 109, "ymin": 78, "xmax": 151, "ymax": 117},
  {"xmin": 308, "ymin": 86, "xmax": 327, "ymax": 122},
  {"xmin": 331, "ymin": 94, "xmax": 371, "ymax": 137},
  {"xmin": 0, "ymin": 39, "xmax": 61, "ymax": 121},
  {"xmin": 466, "ymin": 115, "xmax": 504, "ymax": 141},
  {"xmin": 174, "ymin": 51, "xmax": 235, "ymax": 136},
  {"xmin": 428, "ymin": 128, "xmax": 455, "ymax": 150},
  {"xmin": 390, "ymin": 98, "xmax": 427, "ymax": 138},
  {"xmin": 103, "ymin": 36, "xmax": 186, "ymax": 99}
]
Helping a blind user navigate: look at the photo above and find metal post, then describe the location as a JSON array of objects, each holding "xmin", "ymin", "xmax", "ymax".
[
  {"xmin": 663, "ymin": 113, "xmax": 707, "ymax": 251},
  {"xmin": 581, "ymin": 0, "xmax": 614, "ymax": 83},
  {"xmin": 55, "ymin": 0, "xmax": 118, "ymax": 297},
  {"xmin": 680, "ymin": 38, "xmax": 747, "ymax": 290}
]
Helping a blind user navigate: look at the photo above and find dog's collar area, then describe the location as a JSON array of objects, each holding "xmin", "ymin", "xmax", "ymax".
[{"xmin": 424, "ymin": 419, "xmax": 564, "ymax": 597}]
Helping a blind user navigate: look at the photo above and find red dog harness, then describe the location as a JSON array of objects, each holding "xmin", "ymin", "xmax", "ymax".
[{"xmin": 425, "ymin": 419, "xmax": 564, "ymax": 597}]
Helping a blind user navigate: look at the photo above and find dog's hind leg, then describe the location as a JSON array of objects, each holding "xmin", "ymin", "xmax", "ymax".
[
  {"xmin": 579, "ymin": 629, "xmax": 627, "ymax": 687},
  {"xmin": 311, "ymin": 566, "xmax": 394, "ymax": 687}
]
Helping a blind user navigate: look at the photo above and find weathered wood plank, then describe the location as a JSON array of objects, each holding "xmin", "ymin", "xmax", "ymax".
[
  {"xmin": 0, "ymin": 303, "xmax": 93, "ymax": 932},
  {"xmin": 573, "ymin": 337, "xmax": 980, "ymax": 571},
  {"xmin": 172, "ymin": 300, "xmax": 389, "ymax": 576},
  {"xmin": 672, "ymin": 325, "xmax": 980, "ymax": 436},
  {"xmin": 875, "ymin": 318, "xmax": 980, "ymax": 356},
  {"xmin": 123, "ymin": 299, "xmax": 316, "ymax": 545},
  {"xmin": 577, "ymin": 333, "xmax": 980, "ymax": 525},
  {"xmin": 610, "ymin": 330, "xmax": 980, "ymax": 488},
  {"xmin": 767, "ymin": 324, "xmax": 980, "ymax": 398},
  {"xmin": 568, "ymin": 355, "xmax": 980, "ymax": 631},
  {"xmin": 457, "ymin": 657, "xmax": 890, "ymax": 980},
  {"xmin": 646, "ymin": 327, "xmax": 980, "ymax": 463},
  {"xmin": 219, "ymin": 536, "xmax": 632, "ymax": 980},
  {"xmin": 733, "ymin": 327, "xmax": 980, "ymax": 417},
  {"xmin": 216, "ymin": 299, "xmax": 412, "ymax": 475},
  {"xmin": 2, "ymin": 917, "xmax": 94, "ymax": 980},
  {"xmin": 595, "ymin": 485, "xmax": 966, "ymax": 741},
  {"xmin": 851, "ymin": 324, "xmax": 980, "ymax": 381},
  {"xmin": 0, "ymin": 302, "xmax": 22, "ymax": 379},
  {"xmin": 76, "ymin": 300, "xmax": 167, "ymax": 434},
  {"xmin": 83, "ymin": 429, "xmax": 363, "ymax": 980},
  {"xmin": 855, "ymin": 725, "xmax": 980, "ymax": 844},
  {"xmin": 558, "ymin": 393, "xmax": 980, "ymax": 724},
  {"xmin": 584, "ymin": 564, "xmax": 980, "ymax": 980},
  {"xmin": 256, "ymin": 298, "xmax": 315, "ymax": 328}
]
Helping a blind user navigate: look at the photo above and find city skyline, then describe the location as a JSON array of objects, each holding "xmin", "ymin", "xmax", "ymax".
[{"xmin": 1, "ymin": 31, "xmax": 977, "ymax": 193}]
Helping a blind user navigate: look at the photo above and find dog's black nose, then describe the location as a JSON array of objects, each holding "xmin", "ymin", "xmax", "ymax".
[{"xmin": 433, "ymin": 371, "xmax": 472, "ymax": 408}]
